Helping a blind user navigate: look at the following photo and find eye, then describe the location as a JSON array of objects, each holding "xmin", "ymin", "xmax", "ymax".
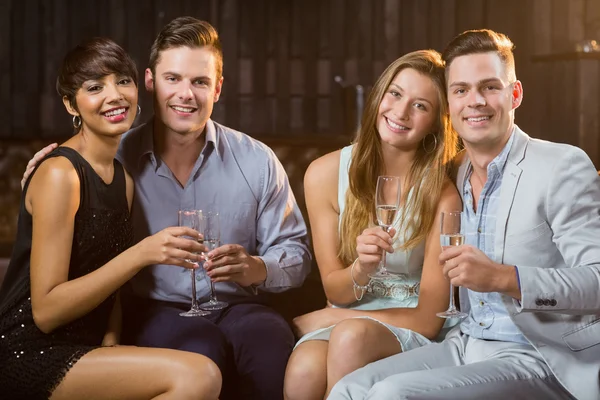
[
  {"xmin": 87, "ymin": 85, "xmax": 102, "ymax": 92},
  {"xmin": 389, "ymin": 90, "xmax": 400, "ymax": 97},
  {"xmin": 165, "ymin": 76, "xmax": 177, "ymax": 82},
  {"xmin": 118, "ymin": 77, "xmax": 132, "ymax": 85},
  {"xmin": 414, "ymin": 102, "xmax": 427, "ymax": 111},
  {"xmin": 454, "ymin": 88, "xmax": 466, "ymax": 95},
  {"xmin": 193, "ymin": 79, "xmax": 209, "ymax": 86},
  {"xmin": 483, "ymin": 85, "xmax": 499, "ymax": 91}
]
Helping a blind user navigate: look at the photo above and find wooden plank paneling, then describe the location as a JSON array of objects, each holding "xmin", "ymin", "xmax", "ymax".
[
  {"xmin": 12, "ymin": 0, "xmax": 41, "ymax": 138},
  {"xmin": 0, "ymin": 0, "xmax": 12, "ymax": 138},
  {"xmin": 0, "ymin": 0, "xmax": 598, "ymax": 147},
  {"xmin": 275, "ymin": 0, "xmax": 291, "ymax": 134},
  {"xmin": 302, "ymin": 0, "xmax": 319, "ymax": 134},
  {"xmin": 455, "ymin": 0, "xmax": 485, "ymax": 33},
  {"xmin": 40, "ymin": 0, "xmax": 69, "ymax": 137},
  {"xmin": 220, "ymin": 0, "xmax": 239, "ymax": 130}
]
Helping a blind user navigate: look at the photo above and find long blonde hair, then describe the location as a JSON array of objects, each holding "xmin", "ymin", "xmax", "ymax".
[{"xmin": 338, "ymin": 50, "xmax": 458, "ymax": 265}]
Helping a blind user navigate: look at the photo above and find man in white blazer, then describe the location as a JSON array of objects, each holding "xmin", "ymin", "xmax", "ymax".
[{"xmin": 328, "ymin": 29, "xmax": 599, "ymax": 400}]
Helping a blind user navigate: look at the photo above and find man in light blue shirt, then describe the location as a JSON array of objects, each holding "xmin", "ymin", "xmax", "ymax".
[
  {"xmin": 26, "ymin": 17, "xmax": 311, "ymax": 400},
  {"xmin": 120, "ymin": 17, "xmax": 311, "ymax": 400}
]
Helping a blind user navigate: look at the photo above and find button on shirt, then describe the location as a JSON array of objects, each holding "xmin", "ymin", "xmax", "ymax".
[
  {"xmin": 460, "ymin": 132, "xmax": 528, "ymax": 344},
  {"xmin": 116, "ymin": 119, "xmax": 311, "ymax": 304}
]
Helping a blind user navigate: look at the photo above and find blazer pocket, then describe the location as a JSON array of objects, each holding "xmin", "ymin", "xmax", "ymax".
[
  {"xmin": 505, "ymin": 221, "xmax": 551, "ymax": 248},
  {"xmin": 562, "ymin": 317, "xmax": 600, "ymax": 351}
]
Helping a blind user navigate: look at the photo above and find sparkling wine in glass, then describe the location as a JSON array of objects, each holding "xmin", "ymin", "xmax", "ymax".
[
  {"xmin": 178, "ymin": 209, "xmax": 210, "ymax": 317},
  {"xmin": 369, "ymin": 175, "xmax": 401, "ymax": 280},
  {"xmin": 436, "ymin": 211, "xmax": 468, "ymax": 319},
  {"xmin": 200, "ymin": 211, "xmax": 229, "ymax": 311}
]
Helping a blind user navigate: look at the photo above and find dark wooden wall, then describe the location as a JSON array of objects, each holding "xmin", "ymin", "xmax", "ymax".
[{"xmin": 1, "ymin": 0, "xmax": 599, "ymax": 147}]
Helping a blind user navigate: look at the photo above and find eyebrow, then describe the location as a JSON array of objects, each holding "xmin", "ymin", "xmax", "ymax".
[
  {"xmin": 161, "ymin": 72, "xmax": 212, "ymax": 82},
  {"xmin": 389, "ymin": 83, "xmax": 434, "ymax": 106},
  {"xmin": 449, "ymin": 78, "xmax": 503, "ymax": 88}
]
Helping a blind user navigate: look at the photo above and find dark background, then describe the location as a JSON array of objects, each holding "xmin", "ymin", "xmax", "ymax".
[{"xmin": 1, "ymin": 0, "xmax": 600, "ymax": 255}]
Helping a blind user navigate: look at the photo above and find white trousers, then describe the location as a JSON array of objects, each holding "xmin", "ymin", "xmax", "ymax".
[{"xmin": 328, "ymin": 329, "xmax": 574, "ymax": 400}]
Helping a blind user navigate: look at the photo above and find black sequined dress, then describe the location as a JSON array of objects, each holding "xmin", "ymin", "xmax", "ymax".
[{"xmin": 0, "ymin": 147, "xmax": 133, "ymax": 399}]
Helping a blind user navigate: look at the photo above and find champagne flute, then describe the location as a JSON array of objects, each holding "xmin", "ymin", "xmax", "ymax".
[
  {"xmin": 200, "ymin": 211, "xmax": 229, "ymax": 311},
  {"xmin": 178, "ymin": 209, "xmax": 210, "ymax": 317},
  {"xmin": 369, "ymin": 175, "xmax": 401, "ymax": 280},
  {"xmin": 436, "ymin": 211, "xmax": 468, "ymax": 318}
]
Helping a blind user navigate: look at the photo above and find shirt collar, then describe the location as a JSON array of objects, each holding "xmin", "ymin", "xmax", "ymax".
[
  {"xmin": 137, "ymin": 118, "xmax": 222, "ymax": 167},
  {"xmin": 465, "ymin": 126, "xmax": 516, "ymax": 182}
]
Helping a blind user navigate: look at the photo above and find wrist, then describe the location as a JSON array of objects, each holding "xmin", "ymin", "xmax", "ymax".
[
  {"xmin": 353, "ymin": 260, "xmax": 371, "ymax": 286},
  {"xmin": 250, "ymin": 256, "xmax": 267, "ymax": 286},
  {"xmin": 499, "ymin": 264, "xmax": 521, "ymax": 299}
]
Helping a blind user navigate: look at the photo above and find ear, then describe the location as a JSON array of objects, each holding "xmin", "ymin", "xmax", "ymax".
[
  {"xmin": 62, "ymin": 96, "xmax": 78, "ymax": 117},
  {"xmin": 213, "ymin": 76, "xmax": 224, "ymax": 103},
  {"xmin": 144, "ymin": 68, "xmax": 155, "ymax": 93},
  {"xmin": 511, "ymin": 80, "xmax": 523, "ymax": 110}
]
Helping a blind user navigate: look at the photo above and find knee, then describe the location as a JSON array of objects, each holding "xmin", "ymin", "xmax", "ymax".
[
  {"xmin": 171, "ymin": 354, "xmax": 222, "ymax": 400},
  {"xmin": 284, "ymin": 350, "xmax": 324, "ymax": 399},
  {"xmin": 328, "ymin": 319, "xmax": 372, "ymax": 358}
]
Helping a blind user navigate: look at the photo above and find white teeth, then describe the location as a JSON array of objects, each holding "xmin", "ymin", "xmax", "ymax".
[
  {"xmin": 104, "ymin": 108, "xmax": 126, "ymax": 117},
  {"xmin": 467, "ymin": 116, "xmax": 490, "ymax": 122},
  {"xmin": 387, "ymin": 118, "xmax": 408, "ymax": 130},
  {"xmin": 172, "ymin": 106, "xmax": 195, "ymax": 113}
]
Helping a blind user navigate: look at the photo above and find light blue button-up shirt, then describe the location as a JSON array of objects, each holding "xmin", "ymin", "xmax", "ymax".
[
  {"xmin": 116, "ymin": 119, "xmax": 311, "ymax": 304},
  {"xmin": 460, "ymin": 131, "xmax": 528, "ymax": 344}
]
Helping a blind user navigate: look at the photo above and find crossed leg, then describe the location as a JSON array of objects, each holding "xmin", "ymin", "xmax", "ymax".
[{"xmin": 284, "ymin": 318, "xmax": 402, "ymax": 400}]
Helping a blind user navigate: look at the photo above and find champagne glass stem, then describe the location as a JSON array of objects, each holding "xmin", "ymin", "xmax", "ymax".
[
  {"xmin": 209, "ymin": 280, "xmax": 218, "ymax": 302},
  {"xmin": 190, "ymin": 269, "xmax": 199, "ymax": 310},
  {"xmin": 448, "ymin": 284, "xmax": 458, "ymax": 312}
]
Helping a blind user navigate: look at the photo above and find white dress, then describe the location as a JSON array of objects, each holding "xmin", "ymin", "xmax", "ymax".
[{"xmin": 296, "ymin": 145, "xmax": 453, "ymax": 351}]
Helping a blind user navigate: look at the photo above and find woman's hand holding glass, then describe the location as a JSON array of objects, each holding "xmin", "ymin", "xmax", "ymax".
[
  {"xmin": 134, "ymin": 226, "xmax": 205, "ymax": 270},
  {"xmin": 355, "ymin": 226, "xmax": 397, "ymax": 278}
]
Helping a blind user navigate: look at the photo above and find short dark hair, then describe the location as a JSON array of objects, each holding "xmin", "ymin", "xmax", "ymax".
[
  {"xmin": 149, "ymin": 17, "xmax": 223, "ymax": 79},
  {"xmin": 442, "ymin": 29, "xmax": 516, "ymax": 81},
  {"xmin": 56, "ymin": 37, "xmax": 138, "ymax": 111}
]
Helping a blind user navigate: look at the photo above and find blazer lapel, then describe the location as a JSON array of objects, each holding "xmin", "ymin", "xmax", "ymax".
[{"xmin": 494, "ymin": 127, "xmax": 528, "ymax": 263}]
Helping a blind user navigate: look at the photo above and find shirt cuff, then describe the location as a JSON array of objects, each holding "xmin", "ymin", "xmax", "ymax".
[{"xmin": 513, "ymin": 265, "xmax": 523, "ymax": 311}]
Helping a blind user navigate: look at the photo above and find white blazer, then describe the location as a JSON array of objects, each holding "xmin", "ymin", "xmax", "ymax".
[{"xmin": 456, "ymin": 126, "xmax": 600, "ymax": 400}]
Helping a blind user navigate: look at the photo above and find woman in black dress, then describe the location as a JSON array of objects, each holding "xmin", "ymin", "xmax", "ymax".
[{"xmin": 0, "ymin": 38, "xmax": 221, "ymax": 400}]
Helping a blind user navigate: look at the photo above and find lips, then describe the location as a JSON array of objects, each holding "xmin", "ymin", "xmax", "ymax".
[
  {"xmin": 170, "ymin": 105, "xmax": 198, "ymax": 114},
  {"xmin": 101, "ymin": 107, "xmax": 128, "ymax": 123},
  {"xmin": 385, "ymin": 117, "xmax": 410, "ymax": 133}
]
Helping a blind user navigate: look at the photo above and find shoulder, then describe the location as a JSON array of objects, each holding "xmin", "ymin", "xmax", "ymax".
[
  {"xmin": 214, "ymin": 121, "xmax": 276, "ymax": 160},
  {"xmin": 437, "ymin": 178, "xmax": 461, "ymax": 211},
  {"xmin": 305, "ymin": 148, "xmax": 343, "ymax": 189},
  {"xmin": 27, "ymin": 155, "xmax": 80, "ymax": 207}
]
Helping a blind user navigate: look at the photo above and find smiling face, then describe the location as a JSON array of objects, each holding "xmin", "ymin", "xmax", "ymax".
[
  {"xmin": 64, "ymin": 73, "xmax": 138, "ymax": 137},
  {"xmin": 447, "ymin": 52, "xmax": 522, "ymax": 151},
  {"xmin": 376, "ymin": 68, "xmax": 439, "ymax": 151},
  {"xmin": 145, "ymin": 46, "xmax": 223, "ymax": 136}
]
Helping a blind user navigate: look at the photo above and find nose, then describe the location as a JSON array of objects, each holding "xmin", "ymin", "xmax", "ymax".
[
  {"xmin": 468, "ymin": 89, "xmax": 486, "ymax": 107},
  {"xmin": 177, "ymin": 80, "xmax": 194, "ymax": 102},
  {"xmin": 392, "ymin": 99, "xmax": 410, "ymax": 120},
  {"xmin": 105, "ymin": 82, "xmax": 124, "ymax": 103}
]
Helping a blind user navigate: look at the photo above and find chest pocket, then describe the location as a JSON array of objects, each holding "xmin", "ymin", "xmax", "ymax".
[{"xmin": 217, "ymin": 203, "xmax": 256, "ymax": 250}]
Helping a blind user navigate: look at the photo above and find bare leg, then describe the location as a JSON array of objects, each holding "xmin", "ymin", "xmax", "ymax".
[
  {"xmin": 326, "ymin": 319, "xmax": 402, "ymax": 396},
  {"xmin": 283, "ymin": 341, "xmax": 328, "ymax": 400},
  {"xmin": 50, "ymin": 346, "xmax": 222, "ymax": 400}
]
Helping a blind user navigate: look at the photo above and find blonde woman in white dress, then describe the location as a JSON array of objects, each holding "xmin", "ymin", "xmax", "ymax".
[{"xmin": 283, "ymin": 50, "xmax": 462, "ymax": 400}]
